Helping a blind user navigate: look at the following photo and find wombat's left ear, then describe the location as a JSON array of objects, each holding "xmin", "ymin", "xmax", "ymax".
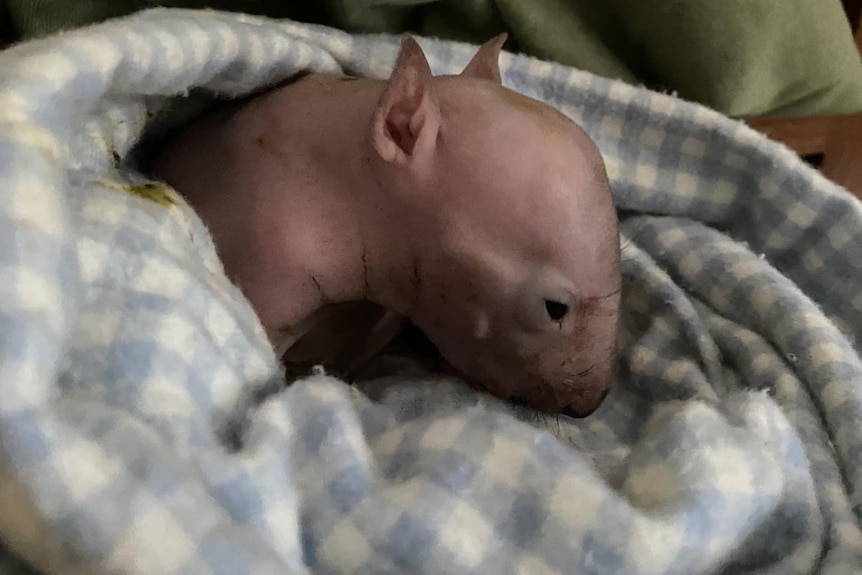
[
  {"xmin": 371, "ymin": 36, "xmax": 441, "ymax": 166},
  {"xmin": 460, "ymin": 33, "xmax": 507, "ymax": 83}
]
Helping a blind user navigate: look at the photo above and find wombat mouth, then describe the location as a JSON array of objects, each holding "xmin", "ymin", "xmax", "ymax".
[{"xmin": 282, "ymin": 321, "xmax": 609, "ymax": 419}]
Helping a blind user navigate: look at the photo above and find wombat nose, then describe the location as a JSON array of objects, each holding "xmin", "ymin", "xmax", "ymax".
[{"xmin": 561, "ymin": 386, "xmax": 611, "ymax": 418}]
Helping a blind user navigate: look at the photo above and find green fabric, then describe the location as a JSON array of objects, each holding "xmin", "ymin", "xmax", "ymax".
[{"xmin": 3, "ymin": 0, "xmax": 862, "ymax": 118}]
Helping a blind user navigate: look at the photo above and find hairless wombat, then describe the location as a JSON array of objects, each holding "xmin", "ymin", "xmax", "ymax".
[{"xmin": 151, "ymin": 35, "xmax": 621, "ymax": 417}]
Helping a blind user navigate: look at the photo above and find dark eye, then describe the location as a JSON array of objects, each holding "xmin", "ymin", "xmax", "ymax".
[{"xmin": 544, "ymin": 299, "xmax": 569, "ymax": 321}]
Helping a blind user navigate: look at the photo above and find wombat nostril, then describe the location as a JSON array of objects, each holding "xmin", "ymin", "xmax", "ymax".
[{"xmin": 544, "ymin": 299, "xmax": 568, "ymax": 321}]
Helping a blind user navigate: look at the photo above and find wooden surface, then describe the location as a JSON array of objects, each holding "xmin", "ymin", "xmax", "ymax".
[
  {"xmin": 745, "ymin": 114, "xmax": 843, "ymax": 157},
  {"xmin": 821, "ymin": 112, "xmax": 862, "ymax": 195},
  {"xmin": 745, "ymin": 1, "xmax": 862, "ymax": 199}
]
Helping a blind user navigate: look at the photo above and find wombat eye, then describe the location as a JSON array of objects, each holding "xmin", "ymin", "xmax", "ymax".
[
  {"xmin": 514, "ymin": 274, "xmax": 576, "ymax": 334},
  {"xmin": 544, "ymin": 299, "xmax": 569, "ymax": 321}
]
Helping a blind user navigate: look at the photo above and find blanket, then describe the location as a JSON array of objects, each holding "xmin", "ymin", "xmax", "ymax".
[
  {"xmin": 3, "ymin": 0, "xmax": 862, "ymax": 118},
  {"xmin": 1, "ymin": 8, "xmax": 861, "ymax": 574}
]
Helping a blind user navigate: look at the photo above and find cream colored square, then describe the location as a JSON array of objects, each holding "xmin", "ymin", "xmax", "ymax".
[
  {"xmin": 215, "ymin": 24, "xmax": 242, "ymax": 64},
  {"xmin": 208, "ymin": 366, "xmax": 238, "ymax": 410},
  {"xmin": 109, "ymin": 506, "xmax": 195, "ymax": 572},
  {"xmin": 559, "ymin": 105, "xmax": 584, "ymax": 125},
  {"xmin": 680, "ymin": 137, "xmax": 706, "ymax": 157},
  {"xmin": 516, "ymin": 554, "xmax": 559, "ymax": 575},
  {"xmin": 205, "ymin": 304, "xmax": 237, "ymax": 346},
  {"xmin": 77, "ymin": 237, "xmax": 110, "ymax": 284},
  {"xmin": 729, "ymin": 259, "xmax": 760, "ymax": 282},
  {"xmin": 623, "ymin": 463, "xmax": 677, "ymax": 508},
  {"xmin": 834, "ymin": 521, "xmax": 862, "ymax": 549},
  {"xmin": 786, "ymin": 202, "xmax": 817, "ymax": 228},
  {"xmin": 157, "ymin": 314, "xmax": 197, "ymax": 362},
  {"xmin": 625, "ymin": 517, "xmax": 683, "ymax": 573},
  {"xmin": 653, "ymin": 318, "xmax": 677, "ymax": 339},
  {"xmin": 10, "ymin": 177, "xmax": 61, "ymax": 232},
  {"xmin": 823, "ymin": 483, "xmax": 849, "ymax": 507},
  {"xmin": 674, "ymin": 172, "xmax": 699, "ymax": 197},
  {"xmin": 773, "ymin": 372, "xmax": 799, "ymax": 396},
  {"xmin": 439, "ymin": 502, "xmax": 493, "ymax": 569},
  {"xmin": 15, "ymin": 268, "xmax": 62, "ymax": 319},
  {"xmin": 662, "ymin": 360, "xmax": 691, "ymax": 381},
  {"xmin": 77, "ymin": 308, "xmax": 122, "ymax": 348},
  {"xmin": 751, "ymin": 353, "xmax": 776, "ymax": 374},
  {"xmin": 246, "ymin": 30, "xmax": 265, "ymax": 70},
  {"xmin": 705, "ymin": 446, "xmax": 754, "ymax": 495},
  {"xmin": 262, "ymin": 499, "xmax": 300, "ymax": 553},
  {"xmin": 821, "ymin": 379, "xmax": 849, "ymax": 410},
  {"xmin": 587, "ymin": 419, "xmax": 614, "ymax": 438},
  {"xmin": 603, "ymin": 155, "xmax": 621, "ymax": 181},
  {"xmin": 82, "ymin": 192, "xmax": 127, "ymax": 226},
  {"xmin": 548, "ymin": 475, "xmax": 601, "ymax": 531},
  {"xmin": 137, "ymin": 258, "xmax": 186, "ymax": 299},
  {"xmin": 647, "ymin": 94, "xmax": 678, "ymax": 116},
  {"xmin": 811, "ymin": 341, "xmax": 845, "ymax": 368},
  {"xmin": 600, "ymin": 117, "xmax": 623, "ymax": 139},
  {"xmin": 481, "ymin": 436, "xmax": 529, "ymax": 488},
  {"xmin": 640, "ymin": 126, "xmax": 665, "ymax": 148},
  {"xmin": 75, "ymin": 37, "xmax": 122, "ymax": 77},
  {"xmin": 758, "ymin": 178, "xmax": 781, "ymax": 199},
  {"xmin": 634, "ymin": 163, "xmax": 659, "ymax": 188},
  {"xmin": 788, "ymin": 541, "xmax": 823, "ymax": 573},
  {"xmin": 256, "ymin": 396, "xmax": 296, "ymax": 439},
  {"xmin": 630, "ymin": 346, "xmax": 660, "ymax": 371},
  {"xmin": 11, "ymin": 362, "xmax": 50, "ymax": 409},
  {"xmin": 657, "ymin": 227, "xmax": 688, "ymax": 247},
  {"xmin": 122, "ymin": 31, "xmax": 156, "ymax": 77},
  {"xmin": 319, "ymin": 521, "xmax": 372, "ymax": 571},
  {"xmin": 24, "ymin": 51, "xmax": 77, "ymax": 88},
  {"xmin": 373, "ymin": 428, "xmax": 406, "ymax": 459},
  {"xmin": 153, "ymin": 30, "xmax": 185, "ymax": 74},
  {"xmin": 678, "ymin": 251, "xmax": 704, "ymax": 276},
  {"xmin": 386, "ymin": 479, "xmax": 424, "ymax": 509},
  {"xmin": 242, "ymin": 344, "xmax": 274, "ymax": 378},
  {"xmin": 826, "ymin": 224, "xmax": 853, "ymax": 250},
  {"xmin": 179, "ymin": 24, "xmax": 213, "ymax": 71},
  {"xmin": 54, "ymin": 441, "xmax": 121, "ymax": 504},
  {"xmin": 607, "ymin": 82, "xmax": 633, "ymax": 103},
  {"xmin": 0, "ymin": 90, "xmax": 32, "ymax": 124},
  {"xmin": 693, "ymin": 105, "xmax": 719, "ymax": 125},
  {"xmin": 420, "ymin": 417, "xmax": 467, "ymax": 451},
  {"xmin": 140, "ymin": 375, "xmax": 194, "ymax": 418},
  {"xmin": 750, "ymin": 283, "xmax": 777, "ymax": 312},
  {"xmin": 734, "ymin": 123, "xmax": 761, "ymax": 146}
]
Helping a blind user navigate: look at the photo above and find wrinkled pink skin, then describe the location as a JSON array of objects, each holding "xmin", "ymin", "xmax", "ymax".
[{"xmin": 151, "ymin": 35, "xmax": 621, "ymax": 417}]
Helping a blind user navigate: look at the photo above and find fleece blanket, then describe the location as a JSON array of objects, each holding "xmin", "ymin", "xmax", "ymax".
[{"xmin": 0, "ymin": 8, "xmax": 861, "ymax": 575}]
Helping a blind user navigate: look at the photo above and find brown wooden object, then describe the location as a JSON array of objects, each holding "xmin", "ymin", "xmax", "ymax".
[{"xmin": 745, "ymin": 2, "xmax": 862, "ymax": 198}]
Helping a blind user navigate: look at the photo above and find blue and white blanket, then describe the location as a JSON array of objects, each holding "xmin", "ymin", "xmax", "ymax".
[{"xmin": 1, "ymin": 8, "xmax": 861, "ymax": 574}]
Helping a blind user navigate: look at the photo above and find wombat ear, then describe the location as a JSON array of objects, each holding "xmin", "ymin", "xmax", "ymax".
[
  {"xmin": 371, "ymin": 36, "xmax": 441, "ymax": 166},
  {"xmin": 460, "ymin": 33, "xmax": 507, "ymax": 83}
]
